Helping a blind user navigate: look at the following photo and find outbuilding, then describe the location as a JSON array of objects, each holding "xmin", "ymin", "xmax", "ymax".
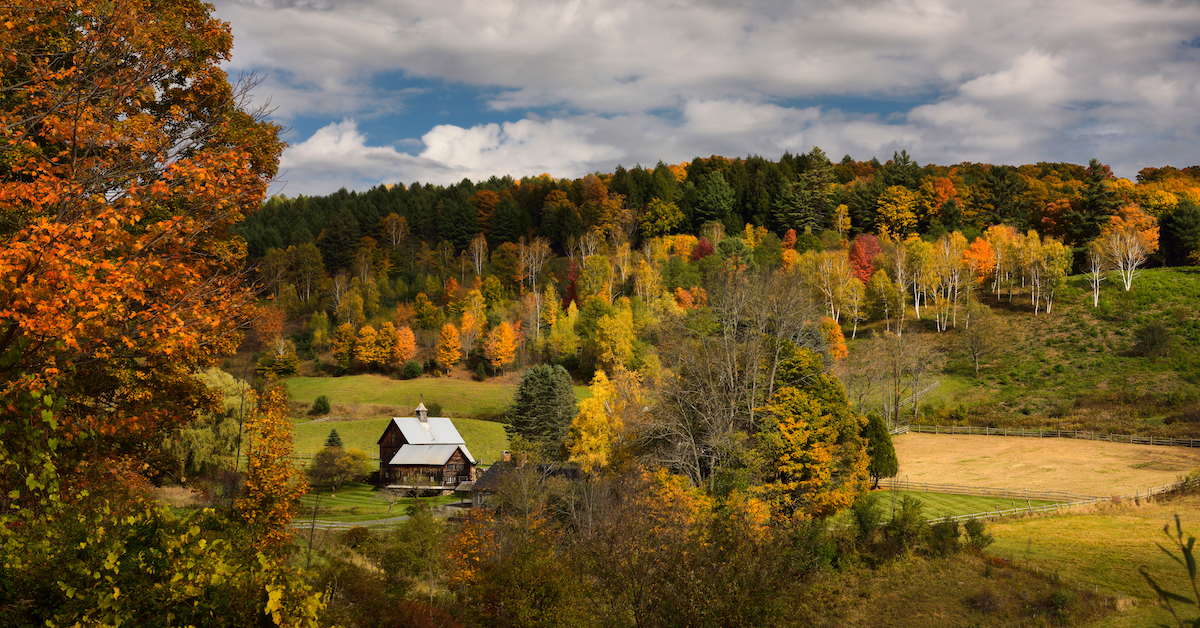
[{"xmin": 377, "ymin": 403, "xmax": 476, "ymax": 487}]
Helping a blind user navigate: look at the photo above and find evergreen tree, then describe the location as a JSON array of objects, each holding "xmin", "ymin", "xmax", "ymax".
[
  {"xmin": 506, "ymin": 365, "xmax": 579, "ymax": 457},
  {"xmin": 861, "ymin": 413, "xmax": 898, "ymax": 489},
  {"xmin": 1064, "ymin": 158, "xmax": 1121, "ymax": 245},
  {"xmin": 326, "ymin": 429, "xmax": 344, "ymax": 449},
  {"xmin": 694, "ymin": 171, "xmax": 735, "ymax": 231},
  {"xmin": 1160, "ymin": 201, "xmax": 1200, "ymax": 266}
]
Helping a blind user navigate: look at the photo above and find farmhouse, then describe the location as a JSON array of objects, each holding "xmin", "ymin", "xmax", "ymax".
[{"xmin": 377, "ymin": 403, "xmax": 476, "ymax": 487}]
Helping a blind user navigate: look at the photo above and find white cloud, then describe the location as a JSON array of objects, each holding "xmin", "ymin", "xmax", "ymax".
[{"xmin": 216, "ymin": 0, "xmax": 1200, "ymax": 193}]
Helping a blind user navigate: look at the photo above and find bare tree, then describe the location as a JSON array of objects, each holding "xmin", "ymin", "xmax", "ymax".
[
  {"xmin": 469, "ymin": 233, "xmax": 488, "ymax": 277},
  {"xmin": 1085, "ymin": 240, "xmax": 1106, "ymax": 307},
  {"xmin": 639, "ymin": 271, "xmax": 821, "ymax": 489},
  {"xmin": 960, "ymin": 301, "xmax": 1006, "ymax": 377}
]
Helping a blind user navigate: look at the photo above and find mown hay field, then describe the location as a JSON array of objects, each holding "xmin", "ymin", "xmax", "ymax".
[{"xmin": 894, "ymin": 433, "xmax": 1200, "ymax": 496}]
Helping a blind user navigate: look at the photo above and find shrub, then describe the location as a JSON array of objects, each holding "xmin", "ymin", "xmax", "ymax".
[
  {"xmin": 964, "ymin": 518, "xmax": 994, "ymax": 552},
  {"xmin": 967, "ymin": 586, "xmax": 1002, "ymax": 613},
  {"xmin": 402, "ymin": 360, "xmax": 423, "ymax": 380},
  {"xmin": 1133, "ymin": 320, "xmax": 1171, "ymax": 357},
  {"xmin": 928, "ymin": 517, "xmax": 961, "ymax": 556},
  {"xmin": 850, "ymin": 493, "xmax": 885, "ymax": 541},
  {"xmin": 343, "ymin": 527, "xmax": 372, "ymax": 550},
  {"xmin": 310, "ymin": 395, "xmax": 331, "ymax": 416},
  {"xmin": 887, "ymin": 495, "xmax": 926, "ymax": 553}
]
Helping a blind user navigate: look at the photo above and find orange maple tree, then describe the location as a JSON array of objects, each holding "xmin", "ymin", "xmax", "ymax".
[
  {"xmin": 0, "ymin": 0, "xmax": 283, "ymax": 467},
  {"xmin": 483, "ymin": 321, "xmax": 517, "ymax": 373}
]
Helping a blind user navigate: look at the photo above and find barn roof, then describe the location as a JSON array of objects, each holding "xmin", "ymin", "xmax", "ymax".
[
  {"xmin": 388, "ymin": 443, "xmax": 475, "ymax": 466},
  {"xmin": 377, "ymin": 416, "xmax": 467, "ymax": 446}
]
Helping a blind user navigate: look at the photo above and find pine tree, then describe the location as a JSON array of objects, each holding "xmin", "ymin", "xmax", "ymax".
[
  {"xmin": 506, "ymin": 365, "xmax": 579, "ymax": 457},
  {"xmin": 325, "ymin": 429, "xmax": 344, "ymax": 449},
  {"xmin": 861, "ymin": 413, "xmax": 898, "ymax": 489}
]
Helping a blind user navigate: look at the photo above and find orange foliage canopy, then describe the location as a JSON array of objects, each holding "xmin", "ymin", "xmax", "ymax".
[{"xmin": 0, "ymin": 0, "xmax": 283, "ymax": 461}]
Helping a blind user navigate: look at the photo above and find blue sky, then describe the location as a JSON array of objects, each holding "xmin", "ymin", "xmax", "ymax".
[{"xmin": 210, "ymin": 0, "xmax": 1200, "ymax": 197}]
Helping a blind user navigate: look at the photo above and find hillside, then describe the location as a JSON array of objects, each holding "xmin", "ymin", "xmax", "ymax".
[{"xmin": 869, "ymin": 267, "xmax": 1200, "ymax": 436}]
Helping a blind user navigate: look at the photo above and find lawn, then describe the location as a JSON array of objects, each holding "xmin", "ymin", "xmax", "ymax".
[
  {"xmin": 293, "ymin": 415, "xmax": 510, "ymax": 465},
  {"xmin": 876, "ymin": 489, "xmax": 1057, "ymax": 519},
  {"xmin": 297, "ymin": 482, "xmax": 463, "ymax": 523},
  {"xmin": 987, "ymin": 489, "xmax": 1200, "ymax": 628},
  {"xmin": 285, "ymin": 374, "xmax": 590, "ymax": 419},
  {"xmin": 831, "ymin": 489, "xmax": 1058, "ymax": 528}
]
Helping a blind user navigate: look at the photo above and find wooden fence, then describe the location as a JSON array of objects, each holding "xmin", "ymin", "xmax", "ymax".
[{"xmin": 891, "ymin": 424, "xmax": 1200, "ymax": 449}]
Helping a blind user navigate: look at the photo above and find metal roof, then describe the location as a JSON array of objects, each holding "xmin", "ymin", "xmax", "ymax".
[
  {"xmin": 388, "ymin": 444, "xmax": 475, "ymax": 466},
  {"xmin": 390, "ymin": 416, "xmax": 466, "ymax": 446}
]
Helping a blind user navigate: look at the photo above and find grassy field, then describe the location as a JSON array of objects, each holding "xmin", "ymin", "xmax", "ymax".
[
  {"xmin": 285, "ymin": 374, "xmax": 590, "ymax": 419},
  {"xmin": 893, "ymin": 432, "xmax": 1200, "ymax": 496},
  {"xmin": 297, "ymin": 482, "xmax": 463, "ymax": 523},
  {"xmin": 987, "ymin": 490, "xmax": 1200, "ymax": 628},
  {"xmin": 293, "ymin": 415, "xmax": 510, "ymax": 464},
  {"xmin": 850, "ymin": 267, "xmax": 1200, "ymax": 436}
]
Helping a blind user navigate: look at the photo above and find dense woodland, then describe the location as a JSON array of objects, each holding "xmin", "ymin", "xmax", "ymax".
[{"xmin": 4, "ymin": 0, "xmax": 1200, "ymax": 626}]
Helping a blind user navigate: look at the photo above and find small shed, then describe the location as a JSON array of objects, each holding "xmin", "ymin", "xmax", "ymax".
[{"xmin": 377, "ymin": 403, "xmax": 476, "ymax": 487}]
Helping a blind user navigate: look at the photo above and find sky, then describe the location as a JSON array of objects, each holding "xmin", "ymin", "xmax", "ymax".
[{"xmin": 209, "ymin": 0, "xmax": 1200, "ymax": 197}]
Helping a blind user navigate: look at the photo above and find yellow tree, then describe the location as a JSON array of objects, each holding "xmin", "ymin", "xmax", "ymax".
[
  {"xmin": 236, "ymin": 385, "xmax": 308, "ymax": 548},
  {"xmin": 567, "ymin": 368, "xmax": 646, "ymax": 472},
  {"xmin": 459, "ymin": 309, "xmax": 483, "ymax": 354},
  {"xmin": 483, "ymin": 321, "xmax": 517, "ymax": 373},
  {"xmin": 640, "ymin": 198, "xmax": 685, "ymax": 237},
  {"xmin": 546, "ymin": 302, "xmax": 580, "ymax": 359},
  {"xmin": 436, "ymin": 323, "xmax": 461, "ymax": 372},
  {"xmin": 594, "ymin": 306, "xmax": 636, "ymax": 371},
  {"xmin": 332, "ymin": 322, "xmax": 357, "ymax": 371},
  {"xmin": 757, "ymin": 345, "xmax": 869, "ymax": 518},
  {"xmin": 354, "ymin": 325, "xmax": 381, "ymax": 369},
  {"xmin": 376, "ymin": 322, "xmax": 398, "ymax": 365},
  {"xmin": 876, "ymin": 185, "xmax": 919, "ymax": 240}
]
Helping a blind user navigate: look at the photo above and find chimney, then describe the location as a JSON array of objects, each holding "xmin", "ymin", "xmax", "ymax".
[
  {"xmin": 502, "ymin": 450, "xmax": 511, "ymax": 462},
  {"xmin": 415, "ymin": 402, "xmax": 428, "ymax": 424}
]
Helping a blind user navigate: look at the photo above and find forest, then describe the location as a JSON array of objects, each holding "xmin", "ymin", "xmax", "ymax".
[{"xmin": 4, "ymin": 0, "xmax": 1200, "ymax": 627}]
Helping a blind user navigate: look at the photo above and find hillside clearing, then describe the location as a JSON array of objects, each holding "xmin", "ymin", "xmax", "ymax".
[
  {"xmin": 293, "ymin": 415, "xmax": 510, "ymax": 465},
  {"xmin": 285, "ymin": 374, "xmax": 590, "ymax": 418},
  {"xmin": 894, "ymin": 433, "xmax": 1200, "ymax": 495}
]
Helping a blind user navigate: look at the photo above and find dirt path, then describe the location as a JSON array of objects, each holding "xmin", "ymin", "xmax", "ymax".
[{"xmin": 893, "ymin": 433, "xmax": 1200, "ymax": 496}]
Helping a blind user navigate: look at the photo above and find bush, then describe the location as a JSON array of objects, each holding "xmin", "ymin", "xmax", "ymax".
[
  {"xmin": 964, "ymin": 518, "xmax": 994, "ymax": 552},
  {"xmin": 1133, "ymin": 320, "xmax": 1171, "ymax": 357},
  {"xmin": 850, "ymin": 493, "xmax": 885, "ymax": 541},
  {"xmin": 967, "ymin": 586, "xmax": 1002, "ymax": 613},
  {"xmin": 402, "ymin": 360, "xmax": 423, "ymax": 380},
  {"xmin": 928, "ymin": 517, "xmax": 961, "ymax": 556},
  {"xmin": 343, "ymin": 527, "xmax": 372, "ymax": 550},
  {"xmin": 310, "ymin": 395, "xmax": 331, "ymax": 416},
  {"xmin": 887, "ymin": 495, "xmax": 926, "ymax": 553}
]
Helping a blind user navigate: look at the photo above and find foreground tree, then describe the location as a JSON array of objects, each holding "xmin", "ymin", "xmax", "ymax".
[{"xmin": 0, "ymin": 1, "xmax": 319, "ymax": 623}]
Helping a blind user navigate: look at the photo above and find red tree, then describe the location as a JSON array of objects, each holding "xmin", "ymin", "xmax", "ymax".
[
  {"xmin": 691, "ymin": 237, "xmax": 715, "ymax": 261},
  {"xmin": 848, "ymin": 234, "xmax": 882, "ymax": 285}
]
